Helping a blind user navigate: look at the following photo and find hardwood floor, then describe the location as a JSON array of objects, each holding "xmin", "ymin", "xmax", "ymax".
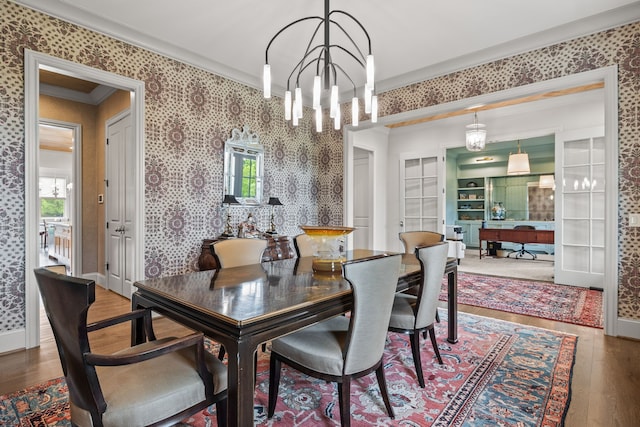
[{"xmin": 1, "ymin": 285, "xmax": 639, "ymax": 426}]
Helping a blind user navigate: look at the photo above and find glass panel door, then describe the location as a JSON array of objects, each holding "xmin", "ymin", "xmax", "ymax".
[
  {"xmin": 555, "ymin": 128, "xmax": 605, "ymax": 287},
  {"xmin": 401, "ymin": 154, "xmax": 442, "ymax": 234}
]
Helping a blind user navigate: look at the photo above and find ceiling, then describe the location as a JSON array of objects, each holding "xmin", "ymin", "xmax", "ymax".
[{"xmin": 16, "ymin": 0, "xmax": 640, "ymax": 101}]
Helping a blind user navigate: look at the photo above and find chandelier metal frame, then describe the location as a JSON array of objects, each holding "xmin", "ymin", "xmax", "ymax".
[{"xmin": 263, "ymin": 0, "xmax": 377, "ymax": 131}]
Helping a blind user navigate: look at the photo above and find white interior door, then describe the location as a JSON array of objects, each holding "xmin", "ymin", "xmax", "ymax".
[
  {"xmin": 353, "ymin": 148, "xmax": 372, "ymax": 249},
  {"xmin": 555, "ymin": 127, "xmax": 605, "ymax": 288},
  {"xmin": 106, "ymin": 112, "xmax": 134, "ymax": 297},
  {"xmin": 400, "ymin": 153, "xmax": 442, "ymax": 236}
]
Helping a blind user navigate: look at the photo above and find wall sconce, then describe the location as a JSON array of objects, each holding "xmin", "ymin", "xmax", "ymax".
[
  {"xmin": 220, "ymin": 194, "xmax": 239, "ymax": 237},
  {"xmin": 507, "ymin": 141, "xmax": 530, "ymax": 175},
  {"xmin": 266, "ymin": 197, "xmax": 283, "ymax": 235},
  {"xmin": 465, "ymin": 112, "xmax": 487, "ymax": 152}
]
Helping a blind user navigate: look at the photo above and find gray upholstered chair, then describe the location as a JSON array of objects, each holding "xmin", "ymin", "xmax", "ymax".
[
  {"xmin": 211, "ymin": 238, "xmax": 267, "ymax": 268},
  {"xmin": 398, "ymin": 230, "xmax": 445, "ymax": 254},
  {"xmin": 33, "ymin": 267, "xmax": 228, "ymax": 427},
  {"xmin": 267, "ymin": 254, "xmax": 401, "ymax": 427},
  {"xmin": 292, "ymin": 233, "xmax": 316, "ymax": 257},
  {"xmin": 399, "ymin": 230, "xmax": 445, "ymax": 323},
  {"xmin": 388, "ymin": 241, "xmax": 448, "ymax": 388}
]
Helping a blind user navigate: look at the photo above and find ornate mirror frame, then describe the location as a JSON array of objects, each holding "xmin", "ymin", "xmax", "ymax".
[{"xmin": 223, "ymin": 125, "xmax": 264, "ymax": 205}]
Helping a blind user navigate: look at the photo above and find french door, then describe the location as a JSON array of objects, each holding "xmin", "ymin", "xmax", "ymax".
[
  {"xmin": 400, "ymin": 153, "xmax": 444, "ymax": 240},
  {"xmin": 555, "ymin": 127, "xmax": 605, "ymax": 288}
]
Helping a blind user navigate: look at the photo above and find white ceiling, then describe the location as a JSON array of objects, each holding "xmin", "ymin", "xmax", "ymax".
[{"xmin": 15, "ymin": 0, "xmax": 640, "ymax": 101}]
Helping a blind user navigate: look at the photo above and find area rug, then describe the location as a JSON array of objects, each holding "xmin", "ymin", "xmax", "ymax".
[
  {"xmin": 1, "ymin": 311, "xmax": 577, "ymax": 426},
  {"xmin": 441, "ymin": 272, "xmax": 604, "ymax": 328}
]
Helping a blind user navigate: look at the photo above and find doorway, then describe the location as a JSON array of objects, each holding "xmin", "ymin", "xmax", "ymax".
[
  {"xmin": 38, "ymin": 120, "xmax": 80, "ymax": 274},
  {"xmin": 24, "ymin": 50, "xmax": 146, "ymax": 349},
  {"xmin": 344, "ymin": 67, "xmax": 618, "ymax": 336}
]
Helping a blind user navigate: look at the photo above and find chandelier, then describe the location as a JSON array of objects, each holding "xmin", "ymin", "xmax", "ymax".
[
  {"xmin": 263, "ymin": 0, "xmax": 377, "ymax": 131},
  {"xmin": 465, "ymin": 112, "xmax": 486, "ymax": 152}
]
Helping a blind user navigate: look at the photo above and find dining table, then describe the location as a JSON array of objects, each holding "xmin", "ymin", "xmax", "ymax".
[{"xmin": 131, "ymin": 249, "xmax": 458, "ymax": 427}]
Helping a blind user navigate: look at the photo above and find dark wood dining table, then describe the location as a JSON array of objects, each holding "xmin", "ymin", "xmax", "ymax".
[{"xmin": 131, "ymin": 249, "xmax": 458, "ymax": 427}]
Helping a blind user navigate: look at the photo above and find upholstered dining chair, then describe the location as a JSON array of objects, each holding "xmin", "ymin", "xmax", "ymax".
[
  {"xmin": 211, "ymin": 238, "xmax": 267, "ymax": 268},
  {"xmin": 398, "ymin": 230, "xmax": 445, "ymax": 254},
  {"xmin": 388, "ymin": 241, "xmax": 449, "ymax": 388},
  {"xmin": 267, "ymin": 254, "xmax": 402, "ymax": 427},
  {"xmin": 33, "ymin": 267, "xmax": 228, "ymax": 427},
  {"xmin": 212, "ymin": 238, "xmax": 268, "ymax": 360},
  {"xmin": 398, "ymin": 230, "xmax": 445, "ymax": 323},
  {"xmin": 292, "ymin": 233, "xmax": 316, "ymax": 257}
]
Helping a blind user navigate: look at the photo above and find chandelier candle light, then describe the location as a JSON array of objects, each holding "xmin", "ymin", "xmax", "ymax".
[{"xmin": 263, "ymin": 0, "xmax": 377, "ymax": 131}]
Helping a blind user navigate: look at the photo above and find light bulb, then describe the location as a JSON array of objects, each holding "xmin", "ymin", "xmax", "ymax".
[{"xmin": 263, "ymin": 64, "xmax": 271, "ymax": 98}]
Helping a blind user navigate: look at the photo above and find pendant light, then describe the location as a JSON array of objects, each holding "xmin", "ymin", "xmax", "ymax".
[
  {"xmin": 507, "ymin": 141, "xmax": 530, "ymax": 175},
  {"xmin": 465, "ymin": 112, "xmax": 486, "ymax": 151}
]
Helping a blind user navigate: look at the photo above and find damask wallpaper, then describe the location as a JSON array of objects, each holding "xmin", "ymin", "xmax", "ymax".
[{"xmin": 0, "ymin": 0, "xmax": 638, "ymax": 336}]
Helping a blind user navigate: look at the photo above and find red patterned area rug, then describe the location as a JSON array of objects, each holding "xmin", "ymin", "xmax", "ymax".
[
  {"xmin": 441, "ymin": 272, "xmax": 603, "ymax": 328},
  {"xmin": 1, "ymin": 312, "xmax": 577, "ymax": 427}
]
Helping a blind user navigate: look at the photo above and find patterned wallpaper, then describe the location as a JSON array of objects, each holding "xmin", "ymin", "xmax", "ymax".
[
  {"xmin": 0, "ymin": 0, "xmax": 344, "ymax": 332},
  {"xmin": 0, "ymin": 0, "xmax": 638, "ymax": 335}
]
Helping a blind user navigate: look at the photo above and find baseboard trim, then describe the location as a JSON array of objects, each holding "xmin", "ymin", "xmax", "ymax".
[
  {"xmin": 617, "ymin": 317, "xmax": 640, "ymax": 340},
  {"xmin": 0, "ymin": 329, "xmax": 25, "ymax": 354}
]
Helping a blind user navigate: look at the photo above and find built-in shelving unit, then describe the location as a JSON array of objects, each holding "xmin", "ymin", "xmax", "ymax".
[{"xmin": 457, "ymin": 178, "xmax": 486, "ymax": 221}]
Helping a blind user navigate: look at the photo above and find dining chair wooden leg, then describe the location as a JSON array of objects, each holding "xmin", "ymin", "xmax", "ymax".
[
  {"xmin": 267, "ymin": 356, "xmax": 282, "ymax": 418},
  {"xmin": 338, "ymin": 379, "xmax": 351, "ymax": 427},
  {"xmin": 427, "ymin": 325, "xmax": 444, "ymax": 364},
  {"xmin": 375, "ymin": 364, "xmax": 395, "ymax": 419},
  {"xmin": 409, "ymin": 331, "xmax": 425, "ymax": 388},
  {"xmin": 216, "ymin": 399, "xmax": 228, "ymax": 427}
]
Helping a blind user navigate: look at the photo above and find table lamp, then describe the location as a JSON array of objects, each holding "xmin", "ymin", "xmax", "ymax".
[
  {"xmin": 266, "ymin": 197, "xmax": 283, "ymax": 234},
  {"xmin": 221, "ymin": 194, "xmax": 239, "ymax": 237}
]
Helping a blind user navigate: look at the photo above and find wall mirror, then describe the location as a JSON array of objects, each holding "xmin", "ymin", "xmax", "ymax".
[
  {"xmin": 489, "ymin": 175, "xmax": 554, "ymax": 221},
  {"xmin": 223, "ymin": 125, "xmax": 264, "ymax": 205}
]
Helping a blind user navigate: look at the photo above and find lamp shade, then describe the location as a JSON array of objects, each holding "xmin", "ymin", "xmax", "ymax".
[
  {"xmin": 222, "ymin": 194, "xmax": 239, "ymax": 205},
  {"xmin": 267, "ymin": 197, "xmax": 282, "ymax": 206},
  {"xmin": 539, "ymin": 175, "xmax": 555, "ymax": 188},
  {"xmin": 507, "ymin": 153, "xmax": 530, "ymax": 175}
]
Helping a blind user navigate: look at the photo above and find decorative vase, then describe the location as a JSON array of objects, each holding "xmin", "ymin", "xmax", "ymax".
[
  {"xmin": 491, "ymin": 202, "xmax": 506, "ymax": 220},
  {"xmin": 299, "ymin": 225, "xmax": 355, "ymax": 273}
]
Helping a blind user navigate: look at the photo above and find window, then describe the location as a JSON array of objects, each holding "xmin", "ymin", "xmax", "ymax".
[{"xmin": 39, "ymin": 177, "xmax": 67, "ymax": 218}]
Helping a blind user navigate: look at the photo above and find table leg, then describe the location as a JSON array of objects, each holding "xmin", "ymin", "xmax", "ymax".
[
  {"xmin": 447, "ymin": 267, "xmax": 458, "ymax": 344},
  {"xmin": 225, "ymin": 340, "xmax": 257, "ymax": 427}
]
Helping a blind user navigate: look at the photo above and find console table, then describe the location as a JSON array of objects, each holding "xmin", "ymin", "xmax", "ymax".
[
  {"xmin": 479, "ymin": 228, "xmax": 554, "ymax": 259},
  {"xmin": 198, "ymin": 235, "xmax": 294, "ymax": 270}
]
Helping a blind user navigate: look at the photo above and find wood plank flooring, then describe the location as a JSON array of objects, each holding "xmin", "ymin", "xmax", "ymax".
[{"xmin": 1, "ymin": 285, "xmax": 639, "ymax": 427}]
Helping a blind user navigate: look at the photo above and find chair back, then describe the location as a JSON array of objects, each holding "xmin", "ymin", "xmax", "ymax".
[
  {"xmin": 341, "ymin": 254, "xmax": 402, "ymax": 375},
  {"xmin": 514, "ymin": 225, "xmax": 535, "ymax": 230},
  {"xmin": 399, "ymin": 231, "xmax": 445, "ymax": 254},
  {"xmin": 212, "ymin": 238, "xmax": 267, "ymax": 268},
  {"xmin": 33, "ymin": 268, "xmax": 104, "ymax": 415},
  {"xmin": 413, "ymin": 242, "xmax": 449, "ymax": 329},
  {"xmin": 293, "ymin": 233, "xmax": 316, "ymax": 257}
]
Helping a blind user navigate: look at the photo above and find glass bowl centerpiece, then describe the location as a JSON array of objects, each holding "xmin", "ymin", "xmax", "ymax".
[{"xmin": 299, "ymin": 225, "xmax": 356, "ymax": 273}]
